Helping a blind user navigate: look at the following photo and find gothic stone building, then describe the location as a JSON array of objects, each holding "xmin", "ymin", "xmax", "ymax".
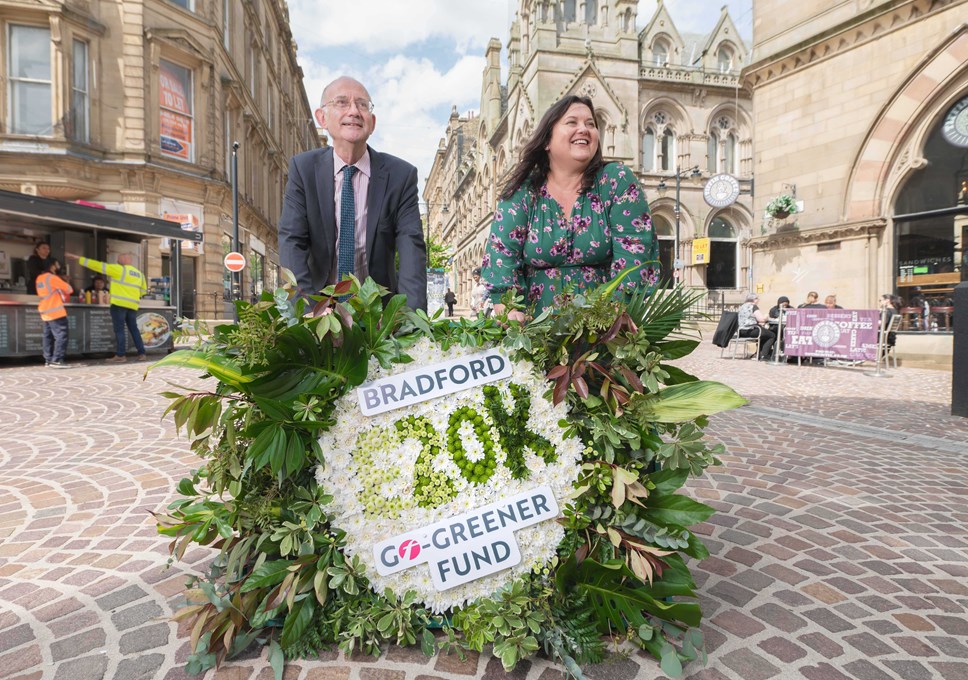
[
  {"xmin": 424, "ymin": 0, "xmax": 753, "ymax": 313},
  {"xmin": 0, "ymin": 0, "xmax": 317, "ymax": 317}
]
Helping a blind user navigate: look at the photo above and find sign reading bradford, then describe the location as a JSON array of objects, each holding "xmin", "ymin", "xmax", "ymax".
[
  {"xmin": 783, "ymin": 309, "xmax": 880, "ymax": 361},
  {"xmin": 357, "ymin": 348, "xmax": 512, "ymax": 415},
  {"xmin": 373, "ymin": 486, "xmax": 559, "ymax": 590}
]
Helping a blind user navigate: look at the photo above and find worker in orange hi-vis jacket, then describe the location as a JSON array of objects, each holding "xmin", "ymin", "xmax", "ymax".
[{"xmin": 35, "ymin": 258, "xmax": 74, "ymax": 369}]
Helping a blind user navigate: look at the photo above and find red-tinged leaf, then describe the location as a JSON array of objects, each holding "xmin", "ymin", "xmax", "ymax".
[
  {"xmin": 333, "ymin": 279, "xmax": 353, "ymax": 295},
  {"xmin": 575, "ymin": 543, "xmax": 589, "ymax": 563},
  {"xmin": 572, "ymin": 375, "xmax": 589, "ymax": 399},
  {"xmin": 589, "ymin": 361, "xmax": 611, "ymax": 379},
  {"xmin": 613, "ymin": 387, "xmax": 630, "ymax": 405},
  {"xmin": 620, "ymin": 366, "xmax": 644, "ymax": 392},
  {"xmin": 311, "ymin": 298, "xmax": 331, "ymax": 317},
  {"xmin": 600, "ymin": 314, "xmax": 626, "ymax": 343},
  {"xmin": 553, "ymin": 376, "xmax": 570, "ymax": 405},
  {"xmin": 572, "ymin": 361, "xmax": 587, "ymax": 379},
  {"xmin": 547, "ymin": 365, "xmax": 569, "ymax": 380},
  {"xmin": 334, "ymin": 303, "xmax": 353, "ymax": 328},
  {"xmin": 623, "ymin": 312, "xmax": 638, "ymax": 335}
]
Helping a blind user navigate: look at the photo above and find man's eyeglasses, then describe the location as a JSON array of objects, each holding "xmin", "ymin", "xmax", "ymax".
[{"xmin": 324, "ymin": 97, "xmax": 375, "ymax": 113}]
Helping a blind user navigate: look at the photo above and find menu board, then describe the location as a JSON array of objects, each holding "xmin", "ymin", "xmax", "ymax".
[{"xmin": 0, "ymin": 305, "xmax": 175, "ymax": 357}]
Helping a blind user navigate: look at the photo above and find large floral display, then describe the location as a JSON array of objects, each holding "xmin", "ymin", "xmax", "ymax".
[{"xmin": 153, "ymin": 273, "xmax": 745, "ymax": 679}]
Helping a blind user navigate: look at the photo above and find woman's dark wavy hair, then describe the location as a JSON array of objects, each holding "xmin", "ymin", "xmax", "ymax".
[{"xmin": 499, "ymin": 95, "xmax": 604, "ymax": 200}]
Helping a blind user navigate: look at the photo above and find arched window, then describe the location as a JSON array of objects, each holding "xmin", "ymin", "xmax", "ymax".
[
  {"xmin": 707, "ymin": 133, "xmax": 718, "ymax": 173},
  {"xmin": 660, "ymin": 128, "xmax": 675, "ymax": 171},
  {"xmin": 563, "ymin": 0, "xmax": 576, "ymax": 23},
  {"xmin": 653, "ymin": 39, "xmax": 668, "ymax": 66},
  {"xmin": 707, "ymin": 217, "xmax": 737, "ymax": 289},
  {"xmin": 717, "ymin": 46, "xmax": 733, "ymax": 73},
  {"xmin": 585, "ymin": 0, "xmax": 597, "ymax": 25},
  {"xmin": 653, "ymin": 216, "xmax": 674, "ymax": 287},
  {"xmin": 641, "ymin": 127, "xmax": 655, "ymax": 171},
  {"xmin": 724, "ymin": 132, "xmax": 737, "ymax": 174}
]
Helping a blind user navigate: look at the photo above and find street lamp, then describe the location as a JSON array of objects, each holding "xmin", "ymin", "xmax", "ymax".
[{"xmin": 658, "ymin": 165, "xmax": 702, "ymax": 280}]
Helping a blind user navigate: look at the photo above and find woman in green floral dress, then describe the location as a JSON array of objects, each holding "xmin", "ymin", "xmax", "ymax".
[{"xmin": 481, "ymin": 95, "xmax": 659, "ymax": 321}]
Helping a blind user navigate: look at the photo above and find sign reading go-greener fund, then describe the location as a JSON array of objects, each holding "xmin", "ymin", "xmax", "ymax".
[{"xmin": 316, "ymin": 339, "xmax": 584, "ymax": 612}]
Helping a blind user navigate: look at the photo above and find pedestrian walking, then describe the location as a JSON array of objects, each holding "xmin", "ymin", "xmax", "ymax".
[
  {"xmin": 67, "ymin": 252, "xmax": 148, "ymax": 362},
  {"xmin": 444, "ymin": 288, "xmax": 456, "ymax": 316},
  {"xmin": 35, "ymin": 258, "xmax": 73, "ymax": 368}
]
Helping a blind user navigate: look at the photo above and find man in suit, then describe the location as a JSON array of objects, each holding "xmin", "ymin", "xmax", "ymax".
[{"xmin": 279, "ymin": 76, "xmax": 427, "ymax": 310}]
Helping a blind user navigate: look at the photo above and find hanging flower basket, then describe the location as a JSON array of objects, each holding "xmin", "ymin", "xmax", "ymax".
[{"xmin": 766, "ymin": 194, "xmax": 797, "ymax": 220}]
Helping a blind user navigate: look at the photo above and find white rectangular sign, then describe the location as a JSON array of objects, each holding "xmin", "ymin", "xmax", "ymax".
[
  {"xmin": 356, "ymin": 349, "xmax": 513, "ymax": 416},
  {"xmin": 372, "ymin": 486, "xmax": 559, "ymax": 591}
]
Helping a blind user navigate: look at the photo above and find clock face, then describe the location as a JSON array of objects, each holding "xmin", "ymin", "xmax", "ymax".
[
  {"xmin": 943, "ymin": 96, "xmax": 968, "ymax": 147},
  {"xmin": 703, "ymin": 173, "xmax": 741, "ymax": 208}
]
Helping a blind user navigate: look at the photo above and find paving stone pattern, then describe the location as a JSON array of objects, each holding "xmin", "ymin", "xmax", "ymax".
[{"xmin": 0, "ymin": 343, "xmax": 966, "ymax": 679}]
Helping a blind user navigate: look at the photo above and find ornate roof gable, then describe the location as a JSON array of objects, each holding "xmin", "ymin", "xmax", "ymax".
[{"xmin": 558, "ymin": 60, "xmax": 629, "ymax": 132}]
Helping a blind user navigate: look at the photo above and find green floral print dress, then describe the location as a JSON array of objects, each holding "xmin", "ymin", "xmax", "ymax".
[{"xmin": 481, "ymin": 162, "xmax": 659, "ymax": 313}]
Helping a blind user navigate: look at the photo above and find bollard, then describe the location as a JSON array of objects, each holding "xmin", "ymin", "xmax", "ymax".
[{"xmin": 953, "ymin": 282, "xmax": 968, "ymax": 417}]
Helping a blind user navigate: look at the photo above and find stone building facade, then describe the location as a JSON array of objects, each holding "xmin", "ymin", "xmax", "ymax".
[
  {"xmin": 424, "ymin": 0, "xmax": 753, "ymax": 314},
  {"xmin": 0, "ymin": 0, "xmax": 317, "ymax": 318},
  {"xmin": 745, "ymin": 0, "xmax": 968, "ymax": 315}
]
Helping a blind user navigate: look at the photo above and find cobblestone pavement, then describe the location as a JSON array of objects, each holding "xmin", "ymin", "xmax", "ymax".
[{"xmin": 1, "ymin": 342, "xmax": 966, "ymax": 680}]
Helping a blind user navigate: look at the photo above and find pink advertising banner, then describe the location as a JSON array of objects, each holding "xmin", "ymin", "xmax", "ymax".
[{"xmin": 783, "ymin": 309, "xmax": 881, "ymax": 361}]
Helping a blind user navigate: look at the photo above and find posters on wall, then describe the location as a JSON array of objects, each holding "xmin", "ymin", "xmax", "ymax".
[
  {"xmin": 159, "ymin": 61, "xmax": 193, "ymax": 161},
  {"xmin": 160, "ymin": 198, "xmax": 204, "ymax": 255}
]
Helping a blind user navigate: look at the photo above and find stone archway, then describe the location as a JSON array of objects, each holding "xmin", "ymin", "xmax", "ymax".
[{"xmin": 845, "ymin": 28, "xmax": 968, "ymax": 220}]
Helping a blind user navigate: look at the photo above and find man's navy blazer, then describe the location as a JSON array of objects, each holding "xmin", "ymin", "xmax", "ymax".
[{"xmin": 278, "ymin": 145, "xmax": 427, "ymax": 311}]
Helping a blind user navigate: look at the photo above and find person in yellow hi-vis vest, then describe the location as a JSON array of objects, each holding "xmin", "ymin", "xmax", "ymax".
[{"xmin": 68, "ymin": 252, "xmax": 148, "ymax": 362}]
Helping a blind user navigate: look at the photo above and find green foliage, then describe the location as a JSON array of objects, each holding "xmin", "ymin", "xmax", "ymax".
[{"xmin": 155, "ymin": 271, "xmax": 744, "ymax": 679}]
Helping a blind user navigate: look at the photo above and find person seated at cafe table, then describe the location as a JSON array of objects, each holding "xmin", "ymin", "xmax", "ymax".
[
  {"xmin": 769, "ymin": 295, "xmax": 793, "ymax": 320},
  {"xmin": 799, "ymin": 291, "xmax": 824, "ymax": 308},
  {"xmin": 737, "ymin": 293, "xmax": 775, "ymax": 361},
  {"xmin": 878, "ymin": 293, "xmax": 898, "ymax": 348},
  {"xmin": 824, "ymin": 294, "xmax": 843, "ymax": 309}
]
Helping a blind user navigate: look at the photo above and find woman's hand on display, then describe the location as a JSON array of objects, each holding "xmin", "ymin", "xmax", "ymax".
[{"xmin": 492, "ymin": 303, "xmax": 526, "ymax": 325}]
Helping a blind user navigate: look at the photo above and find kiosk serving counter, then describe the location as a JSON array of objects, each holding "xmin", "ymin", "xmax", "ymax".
[{"xmin": 0, "ymin": 189, "xmax": 201, "ymax": 359}]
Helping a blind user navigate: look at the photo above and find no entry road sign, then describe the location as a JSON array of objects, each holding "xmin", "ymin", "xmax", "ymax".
[{"xmin": 224, "ymin": 251, "xmax": 246, "ymax": 272}]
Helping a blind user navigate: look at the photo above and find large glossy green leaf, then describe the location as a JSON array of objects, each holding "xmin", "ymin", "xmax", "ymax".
[
  {"xmin": 240, "ymin": 560, "xmax": 293, "ymax": 592},
  {"xmin": 566, "ymin": 558, "xmax": 702, "ymax": 631},
  {"xmin": 281, "ymin": 596, "xmax": 314, "ymax": 647},
  {"xmin": 644, "ymin": 494, "xmax": 716, "ymax": 529},
  {"xmin": 148, "ymin": 350, "xmax": 256, "ymax": 385},
  {"xmin": 653, "ymin": 339, "xmax": 700, "ymax": 361},
  {"xmin": 632, "ymin": 381, "xmax": 747, "ymax": 423}
]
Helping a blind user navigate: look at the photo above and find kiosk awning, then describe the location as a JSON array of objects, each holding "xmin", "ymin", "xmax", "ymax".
[{"xmin": 0, "ymin": 189, "xmax": 203, "ymax": 242}]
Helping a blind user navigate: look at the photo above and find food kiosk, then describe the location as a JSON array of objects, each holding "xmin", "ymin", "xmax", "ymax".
[{"xmin": 0, "ymin": 189, "xmax": 202, "ymax": 359}]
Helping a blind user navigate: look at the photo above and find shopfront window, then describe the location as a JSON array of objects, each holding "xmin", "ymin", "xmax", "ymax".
[
  {"xmin": 159, "ymin": 59, "xmax": 194, "ymax": 161},
  {"xmin": 707, "ymin": 217, "xmax": 737, "ymax": 289},
  {"xmin": 8, "ymin": 25, "xmax": 52, "ymax": 135},
  {"xmin": 893, "ymin": 98, "xmax": 967, "ymax": 312}
]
